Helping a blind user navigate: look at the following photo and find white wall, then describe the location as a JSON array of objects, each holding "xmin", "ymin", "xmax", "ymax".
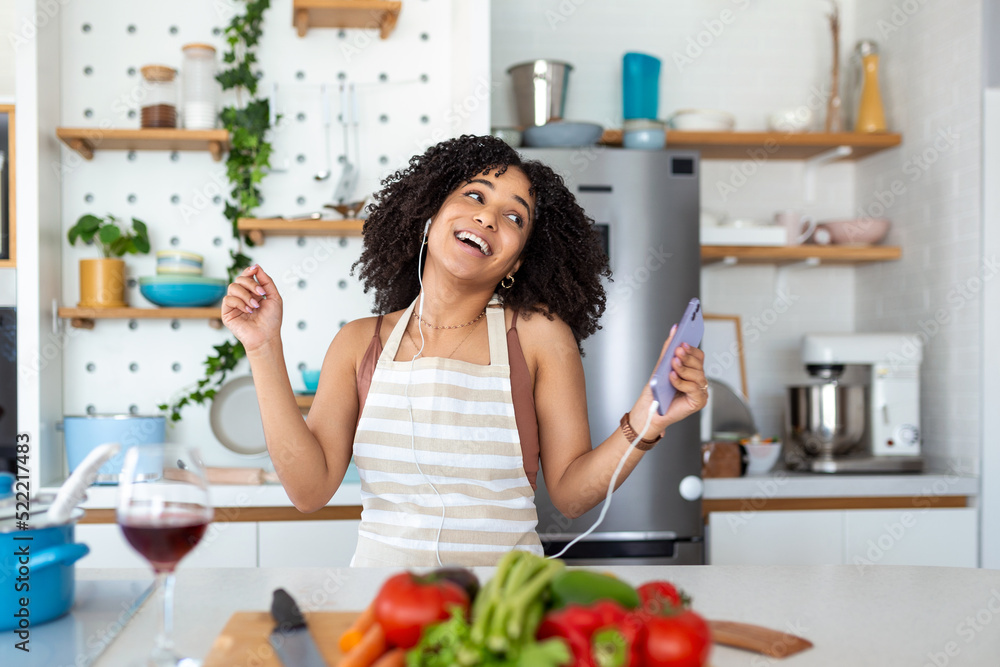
[
  {"xmin": 853, "ymin": 0, "xmax": 984, "ymax": 475},
  {"xmin": 0, "ymin": 1, "xmax": 15, "ymax": 98}
]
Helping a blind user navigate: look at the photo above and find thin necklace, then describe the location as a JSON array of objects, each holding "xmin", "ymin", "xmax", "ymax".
[
  {"xmin": 413, "ymin": 307, "xmax": 486, "ymax": 330},
  {"xmin": 406, "ymin": 317, "xmax": 482, "ymax": 359}
]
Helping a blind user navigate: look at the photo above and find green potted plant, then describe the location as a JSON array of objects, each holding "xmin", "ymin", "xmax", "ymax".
[{"xmin": 67, "ymin": 214, "xmax": 150, "ymax": 307}]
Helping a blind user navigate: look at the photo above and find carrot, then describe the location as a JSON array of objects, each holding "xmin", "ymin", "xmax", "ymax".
[
  {"xmin": 371, "ymin": 648, "xmax": 406, "ymax": 667},
  {"xmin": 337, "ymin": 621, "xmax": 387, "ymax": 667},
  {"xmin": 339, "ymin": 601, "xmax": 377, "ymax": 652}
]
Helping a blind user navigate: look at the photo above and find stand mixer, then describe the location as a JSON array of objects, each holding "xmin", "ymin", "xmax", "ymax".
[{"xmin": 785, "ymin": 333, "xmax": 923, "ymax": 473}]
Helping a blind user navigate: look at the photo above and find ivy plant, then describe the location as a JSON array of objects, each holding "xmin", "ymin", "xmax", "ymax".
[{"xmin": 159, "ymin": 0, "xmax": 273, "ymax": 422}]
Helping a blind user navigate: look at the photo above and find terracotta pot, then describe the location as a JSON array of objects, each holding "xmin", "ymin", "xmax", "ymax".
[{"xmin": 78, "ymin": 258, "xmax": 127, "ymax": 308}]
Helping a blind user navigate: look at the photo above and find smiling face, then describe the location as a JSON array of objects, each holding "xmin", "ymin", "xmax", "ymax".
[{"xmin": 425, "ymin": 165, "xmax": 535, "ymax": 285}]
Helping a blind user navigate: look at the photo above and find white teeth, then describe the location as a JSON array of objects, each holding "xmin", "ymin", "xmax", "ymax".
[{"xmin": 456, "ymin": 231, "xmax": 492, "ymax": 256}]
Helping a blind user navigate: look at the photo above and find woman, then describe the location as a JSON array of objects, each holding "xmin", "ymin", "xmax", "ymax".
[{"xmin": 222, "ymin": 135, "xmax": 708, "ymax": 566}]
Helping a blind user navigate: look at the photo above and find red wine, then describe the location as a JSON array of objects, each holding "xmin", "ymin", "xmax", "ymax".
[{"xmin": 121, "ymin": 516, "xmax": 209, "ymax": 572}]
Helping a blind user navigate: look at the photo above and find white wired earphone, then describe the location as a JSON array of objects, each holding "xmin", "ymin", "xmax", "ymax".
[
  {"xmin": 404, "ymin": 219, "xmax": 449, "ymax": 566},
  {"xmin": 403, "ymin": 217, "xmax": 659, "ymax": 565}
]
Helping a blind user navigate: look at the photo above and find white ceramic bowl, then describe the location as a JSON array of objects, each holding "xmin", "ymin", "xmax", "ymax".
[
  {"xmin": 668, "ymin": 109, "xmax": 735, "ymax": 131},
  {"xmin": 745, "ymin": 442, "xmax": 782, "ymax": 475},
  {"xmin": 768, "ymin": 107, "xmax": 814, "ymax": 133},
  {"xmin": 623, "ymin": 128, "xmax": 665, "ymax": 150}
]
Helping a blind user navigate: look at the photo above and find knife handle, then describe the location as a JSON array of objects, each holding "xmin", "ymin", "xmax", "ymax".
[{"xmin": 271, "ymin": 588, "xmax": 307, "ymax": 630}]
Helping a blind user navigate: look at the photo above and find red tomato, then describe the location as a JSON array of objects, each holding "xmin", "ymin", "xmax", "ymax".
[
  {"xmin": 373, "ymin": 572, "xmax": 470, "ymax": 648},
  {"xmin": 641, "ymin": 609, "xmax": 712, "ymax": 667},
  {"xmin": 637, "ymin": 581, "xmax": 688, "ymax": 616}
]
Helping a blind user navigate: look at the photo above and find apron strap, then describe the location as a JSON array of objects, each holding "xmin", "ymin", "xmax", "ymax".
[
  {"xmin": 381, "ymin": 299, "xmax": 417, "ymax": 362},
  {"xmin": 486, "ymin": 294, "xmax": 508, "ymax": 366}
]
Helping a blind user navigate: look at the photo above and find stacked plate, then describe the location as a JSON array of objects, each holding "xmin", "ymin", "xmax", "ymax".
[{"xmin": 157, "ymin": 250, "xmax": 204, "ymax": 275}]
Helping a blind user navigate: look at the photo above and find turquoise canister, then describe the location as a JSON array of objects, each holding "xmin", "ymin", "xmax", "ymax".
[{"xmin": 623, "ymin": 52, "xmax": 661, "ymax": 120}]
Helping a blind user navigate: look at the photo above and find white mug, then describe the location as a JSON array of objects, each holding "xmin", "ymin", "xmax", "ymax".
[{"xmin": 774, "ymin": 210, "xmax": 817, "ymax": 245}]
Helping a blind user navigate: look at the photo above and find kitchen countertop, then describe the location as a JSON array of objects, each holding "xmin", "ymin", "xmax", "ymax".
[
  {"xmin": 703, "ymin": 470, "xmax": 979, "ymax": 499},
  {"xmin": 53, "ymin": 470, "xmax": 978, "ymax": 512},
  {"xmin": 26, "ymin": 564, "xmax": 1000, "ymax": 667}
]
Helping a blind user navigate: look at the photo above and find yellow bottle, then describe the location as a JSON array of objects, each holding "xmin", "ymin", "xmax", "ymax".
[{"xmin": 854, "ymin": 40, "xmax": 887, "ymax": 133}]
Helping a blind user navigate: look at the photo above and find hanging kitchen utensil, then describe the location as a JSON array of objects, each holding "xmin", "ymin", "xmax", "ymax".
[
  {"xmin": 47, "ymin": 443, "xmax": 121, "ymax": 524},
  {"xmin": 332, "ymin": 82, "xmax": 358, "ymax": 204},
  {"xmin": 314, "ymin": 83, "xmax": 332, "ymax": 181}
]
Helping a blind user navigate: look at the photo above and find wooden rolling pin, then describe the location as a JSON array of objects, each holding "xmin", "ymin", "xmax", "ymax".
[
  {"xmin": 205, "ymin": 467, "xmax": 280, "ymax": 485},
  {"xmin": 708, "ymin": 620, "xmax": 813, "ymax": 658}
]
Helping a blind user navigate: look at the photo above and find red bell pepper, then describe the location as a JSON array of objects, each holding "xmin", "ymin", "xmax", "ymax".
[{"xmin": 537, "ymin": 600, "xmax": 643, "ymax": 667}]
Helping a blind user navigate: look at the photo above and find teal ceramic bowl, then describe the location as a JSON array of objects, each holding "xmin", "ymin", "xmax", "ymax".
[
  {"xmin": 139, "ymin": 275, "xmax": 227, "ymax": 308},
  {"xmin": 301, "ymin": 369, "xmax": 320, "ymax": 393}
]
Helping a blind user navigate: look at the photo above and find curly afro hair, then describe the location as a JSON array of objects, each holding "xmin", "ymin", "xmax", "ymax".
[{"xmin": 352, "ymin": 134, "xmax": 611, "ymax": 348}]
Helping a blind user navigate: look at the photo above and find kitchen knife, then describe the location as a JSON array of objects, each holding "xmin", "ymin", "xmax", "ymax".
[{"xmin": 269, "ymin": 588, "xmax": 329, "ymax": 667}]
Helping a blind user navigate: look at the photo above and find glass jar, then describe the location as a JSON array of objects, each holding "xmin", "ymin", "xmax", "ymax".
[
  {"xmin": 139, "ymin": 65, "xmax": 177, "ymax": 128},
  {"xmin": 181, "ymin": 43, "xmax": 218, "ymax": 130}
]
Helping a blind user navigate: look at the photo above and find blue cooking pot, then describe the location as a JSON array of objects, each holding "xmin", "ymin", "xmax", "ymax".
[
  {"xmin": 0, "ymin": 472, "xmax": 13, "ymax": 498},
  {"xmin": 0, "ymin": 509, "xmax": 89, "ymax": 631},
  {"xmin": 62, "ymin": 415, "xmax": 166, "ymax": 483}
]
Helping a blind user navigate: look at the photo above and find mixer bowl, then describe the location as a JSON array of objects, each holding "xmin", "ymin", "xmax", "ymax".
[{"xmin": 785, "ymin": 383, "xmax": 867, "ymax": 460}]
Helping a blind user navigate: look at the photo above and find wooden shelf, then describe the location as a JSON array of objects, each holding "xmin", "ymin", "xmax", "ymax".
[
  {"xmin": 701, "ymin": 245, "xmax": 902, "ymax": 265},
  {"xmin": 238, "ymin": 217, "xmax": 364, "ymax": 245},
  {"xmin": 293, "ymin": 0, "xmax": 402, "ymax": 39},
  {"xmin": 56, "ymin": 128, "xmax": 230, "ymax": 162},
  {"xmin": 58, "ymin": 306, "xmax": 223, "ymax": 329},
  {"xmin": 295, "ymin": 394, "xmax": 314, "ymax": 410},
  {"xmin": 599, "ymin": 130, "xmax": 901, "ymax": 160}
]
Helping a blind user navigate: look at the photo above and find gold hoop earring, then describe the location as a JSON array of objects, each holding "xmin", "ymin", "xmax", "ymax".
[{"xmin": 501, "ymin": 274, "xmax": 514, "ymax": 289}]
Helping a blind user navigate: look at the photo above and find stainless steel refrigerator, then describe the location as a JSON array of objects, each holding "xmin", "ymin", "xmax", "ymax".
[{"xmin": 518, "ymin": 148, "xmax": 703, "ymax": 565}]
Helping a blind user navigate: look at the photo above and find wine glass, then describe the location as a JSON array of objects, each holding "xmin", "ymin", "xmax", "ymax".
[{"xmin": 117, "ymin": 443, "xmax": 213, "ymax": 666}]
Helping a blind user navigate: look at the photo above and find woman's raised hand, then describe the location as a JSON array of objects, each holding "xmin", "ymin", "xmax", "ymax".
[{"xmin": 221, "ymin": 265, "xmax": 283, "ymax": 353}]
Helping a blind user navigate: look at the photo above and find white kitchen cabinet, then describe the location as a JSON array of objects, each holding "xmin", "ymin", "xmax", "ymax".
[
  {"xmin": 707, "ymin": 508, "xmax": 979, "ymax": 567},
  {"xmin": 75, "ymin": 522, "xmax": 258, "ymax": 569},
  {"xmin": 844, "ymin": 508, "xmax": 978, "ymax": 568},
  {"xmin": 708, "ymin": 510, "xmax": 844, "ymax": 565},
  {"xmin": 258, "ymin": 520, "xmax": 360, "ymax": 567}
]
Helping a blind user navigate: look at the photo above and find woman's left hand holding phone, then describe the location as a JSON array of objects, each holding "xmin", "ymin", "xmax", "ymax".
[{"xmin": 628, "ymin": 327, "xmax": 709, "ymax": 441}]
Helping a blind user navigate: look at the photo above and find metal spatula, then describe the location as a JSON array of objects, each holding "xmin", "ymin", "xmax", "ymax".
[{"xmin": 332, "ymin": 82, "xmax": 358, "ymax": 203}]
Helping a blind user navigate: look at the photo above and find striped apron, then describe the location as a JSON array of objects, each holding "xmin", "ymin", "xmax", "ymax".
[{"xmin": 351, "ymin": 296, "xmax": 544, "ymax": 567}]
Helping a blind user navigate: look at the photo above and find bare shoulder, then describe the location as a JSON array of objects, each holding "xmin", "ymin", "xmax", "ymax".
[
  {"xmin": 510, "ymin": 306, "xmax": 578, "ymax": 361},
  {"xmin": 325, "ymin": 315, "xmax": 382, "ymax": 368}
]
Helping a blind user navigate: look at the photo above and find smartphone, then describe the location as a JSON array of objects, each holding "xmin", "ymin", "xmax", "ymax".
[{"xmin": 648, "ymin": 298, "xmax": 705, "ymax": 415}]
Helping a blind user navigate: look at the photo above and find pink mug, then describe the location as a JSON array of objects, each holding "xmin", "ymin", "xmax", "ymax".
[{"xmin": 774, "ymin": 211, "xmax": 818, "ymax": 245}]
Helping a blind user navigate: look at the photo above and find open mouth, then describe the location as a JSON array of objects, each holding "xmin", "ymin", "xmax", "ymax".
[{"xmin": 455, "ymin": 231, "xmax": 492, "ymax": 256}]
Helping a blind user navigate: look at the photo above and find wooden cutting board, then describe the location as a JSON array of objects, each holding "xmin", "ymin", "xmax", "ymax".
[
  {"xmin": 204, "ymin": 611, "xmax": 356, "ymax": 667},
  {"xmin": 203, "ymin": 612, "xmax": 812, "ymax": 666}
]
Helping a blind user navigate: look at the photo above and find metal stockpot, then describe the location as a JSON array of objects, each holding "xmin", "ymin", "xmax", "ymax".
[
  {"xmin": 507, "ymin": 60, "xmax": 573, "ymax": 127},
  {"xmin": 785, "ymin": 383, "xmax": 867, "ymax": 458}
]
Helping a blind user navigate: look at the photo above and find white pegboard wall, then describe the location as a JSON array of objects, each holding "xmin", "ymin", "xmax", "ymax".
[{"xmin": 54, "ymin": 0, "xmax": 489, "ymax": 469}]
